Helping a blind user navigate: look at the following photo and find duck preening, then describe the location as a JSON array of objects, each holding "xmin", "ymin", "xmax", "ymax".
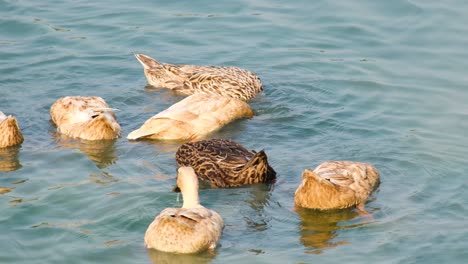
[{"xmin": 135, "ymin": 53, "xmax": 263, "ymax": 101}]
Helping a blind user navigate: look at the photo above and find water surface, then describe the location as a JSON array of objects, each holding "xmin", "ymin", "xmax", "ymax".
[{"xmin": 1, "ymin": 0, "xmax": 468, "ymax": 263}]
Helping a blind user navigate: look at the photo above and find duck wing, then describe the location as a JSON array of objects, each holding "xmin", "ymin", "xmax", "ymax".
[{"xmin": 314, "ymin": 161, "xmax": 377, "ymax": 189}]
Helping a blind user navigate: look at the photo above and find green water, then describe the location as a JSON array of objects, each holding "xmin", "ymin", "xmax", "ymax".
[{"xmin": 1, "ymin": 0, "xmax": 468, "ymax": 263}]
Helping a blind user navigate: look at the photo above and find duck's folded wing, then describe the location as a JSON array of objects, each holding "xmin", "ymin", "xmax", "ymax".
[{"xmin": 317, "ymin": 170, "xmax": 355, "ymax": 187}]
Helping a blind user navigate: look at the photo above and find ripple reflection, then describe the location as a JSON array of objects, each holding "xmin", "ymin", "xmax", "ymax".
[
  {"xmin": 52, "ymin": 132, "xmax": 118, "ymax": 168},
  {"xmin": 295, "ymin": 207, "xmax": 372, "ymax": 254},
  {"xmin": 0, "ymin": 145, "xmax": 22, "ymax": 172},
  {"xmin": 147, "ymin": 249, "xmax": 216, "ymax": 264}
]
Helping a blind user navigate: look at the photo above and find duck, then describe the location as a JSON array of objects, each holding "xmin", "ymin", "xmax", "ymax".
[
  {"xmin": 144, "ymin": 166, "xmax": 224, "ymax": 254},
  {"xmin": 294, "ymin": 161, "xmax": 380, "ymax": 213},
  {"xmin": 50, "ymin": 96, "xmax": 121, "ymax": 140},
  {"xmin": 127, "ymin": 93, "xmax": 253, "ymax": 141},
  {"xmin": 134, "ymin": 53, "xmax": 263, "ymax": 101},
  {"xmin": 175, "ymin": 139, "xmax": 276, "ymax": 188},
  {"xmin": 0, "ymin": 111, "xmax": 24, "ymax": 148}
]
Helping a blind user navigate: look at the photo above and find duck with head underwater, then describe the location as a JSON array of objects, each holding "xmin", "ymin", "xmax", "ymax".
[
  {"xmin": 0, "ymin": 111, "xmax": 23, "ymax": 148},
  {"xmin": 134, "ymin": 53, "xmax": 264, "ymax": 101},
  {"xmin": 50, "ymin": 96, "xmax": 121, "ymax": 140},
  {"xmin": 294, "ymin": 161, "xmax": 380, "ymax": 214}
]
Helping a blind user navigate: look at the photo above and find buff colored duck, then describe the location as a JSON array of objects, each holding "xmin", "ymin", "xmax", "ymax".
[
  {"xmin": 175, "ymin": 139, "xmax": 276, "ymax": 188},
  {"xmin": 135, "ymin": 53, "xmax": 263, "ymax": 101},
  {"xmin": 127, "ymin": 93, "xmax": 253, "ymax": 141},
  {"xmin": 50, "ymin": 96, "xmax": 121, "ymax": 140},
  {"xmin": 0, "ymin": 111, "xmax": 24, "ymax": 148},
  {"xmin": 294, "ymin": 161, "xmax": 380, "ymax": 213},
  {"xmin": 144, "ymin": 166, "xmax": 224, "ymax": 254}
]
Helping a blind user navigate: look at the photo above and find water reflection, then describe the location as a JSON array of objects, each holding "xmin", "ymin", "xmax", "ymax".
[
  {"xmin": 52, "ymin": 132, "xmax": 118, "ymax": 168},
  {"xmin": 295, "ymin": 207, "xmax": 371, "ymax": 254},
  {"xmin": 0, "ymin": 145, "xmax": 22, "ymax": 172},
  {"xmin": 242, "ymin": 184, "xmax": 274, "ymax": 232},
  {"xmin": 129, "ymin": 138, "xmax": 184, "ymax": 153},
  {"xmin": 147, "ymin": 249, "xmax": 216, "ymax": 264},
  {"xmin": 48, "ymin": 172, "xmax": 119, "ymax": 190}
]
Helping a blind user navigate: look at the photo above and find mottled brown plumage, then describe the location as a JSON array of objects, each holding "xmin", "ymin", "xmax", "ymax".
[
  {"xmin": 0, "ymin": 111, "xmax": 24, "ymax": 148},
  {"xmin": 127, "ymin": 94, "xmax": 253, "ymax": 141},
  {"xmin": 294, "ymin": 161, "xmax": 380, "ymax": 212},
  {"xmin": 144, "ymin": 167, "xmax": 224, "ymax": 254},
  {"xmin": 50, "ymin": 96, "xmax": 121, "ymax": 140},
  {"xmin": 135, "ymin": 53, "xmax": 263, "ymax": 101},
  {"xmin": 175, "ymin": 139, "xmax": 276, "ymax": 188}
]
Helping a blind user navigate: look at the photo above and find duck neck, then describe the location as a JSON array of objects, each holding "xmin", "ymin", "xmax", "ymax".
[{"xmin": 181, "ymin": 184, "xmax": 200, "ymax": 209}]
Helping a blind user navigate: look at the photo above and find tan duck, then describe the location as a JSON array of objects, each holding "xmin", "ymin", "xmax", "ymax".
[
  {"xmin": 50, "ymin": 96, "xmax": 121, "ymax": 140},
  {"xmin": 0, "ymin": 111, "xmax": 24, "ymax": 148},
  {"xmin": 294, "ymin": 161, "xmax": 380, "ymax": 213},
  {"xmin": 135, "ymin": 53, "xmax": 263, "ymax": 101},
  {"xmin": 144, "ymin": 166, "xmax": 224, "ymax": 254},
  {"xmin": 175, "ymin": 139, "xmax": 276, "ymax": 188},
  {"xmin": 127, "ymin": 93, "xmax": 253, "ymax": 141}
]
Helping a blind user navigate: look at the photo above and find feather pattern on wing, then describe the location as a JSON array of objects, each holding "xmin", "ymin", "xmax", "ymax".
[
  {"xmin": 135, "ymin": 53, "xmax": 263, "ymax": 101},
  {"xmin": 175, "ymin": 139, "xmax": 276, "ymax": 188},
  {"xmin": 294, "ymin": 161, "xmax": 380, "ymax": 210},
  {"xmin": 0, "ymin": 111, "xmax": 23, "ymax": 148}
]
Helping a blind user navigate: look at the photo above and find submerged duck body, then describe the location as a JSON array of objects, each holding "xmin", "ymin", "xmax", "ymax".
[
  {"xmin": 145, "ymin": 167, "xmax": 224, "ymax": 254},
  {"xmin": 0, "ymin": 111, "xmax": 24, "ymax": 148},
  {"xmin": 127, "ymin": 94, "xmax": 253, "ymax": 141},
  {"xmin": 294, "ymin": 161, "xmax": 380, "ymax": 212},
  {"xmin": 176, "ymin": 139, "xmax": 276, "ymax": 188},
  {"xmin": 135, "ymin": 53, "xmax": 263, "ymax": 101},
  {"xmin": 50, "ymin": 96, "xmax": 121, "ymax": 140}
]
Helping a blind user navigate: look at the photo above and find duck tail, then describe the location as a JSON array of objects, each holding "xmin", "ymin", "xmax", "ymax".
[
  {"xmin": 134, "ymin": 53, "xmax": 162, "ymax": 69},
  {"xmin": 0, "ymin": 115, "xmax": 24, "ymax": 147},
  {"xmin": 241, "ymin": 150, "xmax": 276, "ymax": 183}
]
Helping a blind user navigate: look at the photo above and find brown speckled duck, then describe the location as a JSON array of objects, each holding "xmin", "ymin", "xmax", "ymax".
[
  {"xmin": 144, "ymin": 167, "xmax": 224, "ymax": 254},
  {"xmin": 135, "ymin": 53, "xmax": 263, "ymax": 101},
  {"xmin": 50, "ymin": 96, "xmax": 121, "ymax": 140},
  {"xmin": 127, "ymin": 94, "xmax": 253, "ymax": 141},
  {"xmin": 0, "ymin": 111, "xmax": 24, "ymax": 148},
  {"xmin": 175, "ymin": 139, "xmax": 276, "ymax": 188},
  {"xmin": 294, "ymin": 161, "xmax": 379, "ymax": 213}
]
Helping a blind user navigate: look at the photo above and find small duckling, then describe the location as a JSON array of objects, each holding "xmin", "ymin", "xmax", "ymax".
[
  {"xmin": 294, "ymin": 161, "xmax": 380, "ymax": 213},
  {"xmin": 144, "ymin": 167, "xmax": 224, "ymax": 254},
  {"xmin": 50, "ymin": 96, "xmax": 121, "ymax": 140},
  {"xmin": 0, "ymin": 111, "xmax": 24, "ymax": 148},
  {"xmin": 127, "ymin": 93, "xmax": 253, "ymax": 141},
  {"xmin": 176, "ymin": 139, "xmax": 276, "ymax": 188},
  {"xmin": 135, "ymin": 53, "xmax": 263, "ymax": 101}
]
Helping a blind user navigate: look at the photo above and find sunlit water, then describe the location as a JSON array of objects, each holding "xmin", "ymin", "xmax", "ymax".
[{"xmin": 1, "ymin": 0, "xmax": 468, "ymax": 263}]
